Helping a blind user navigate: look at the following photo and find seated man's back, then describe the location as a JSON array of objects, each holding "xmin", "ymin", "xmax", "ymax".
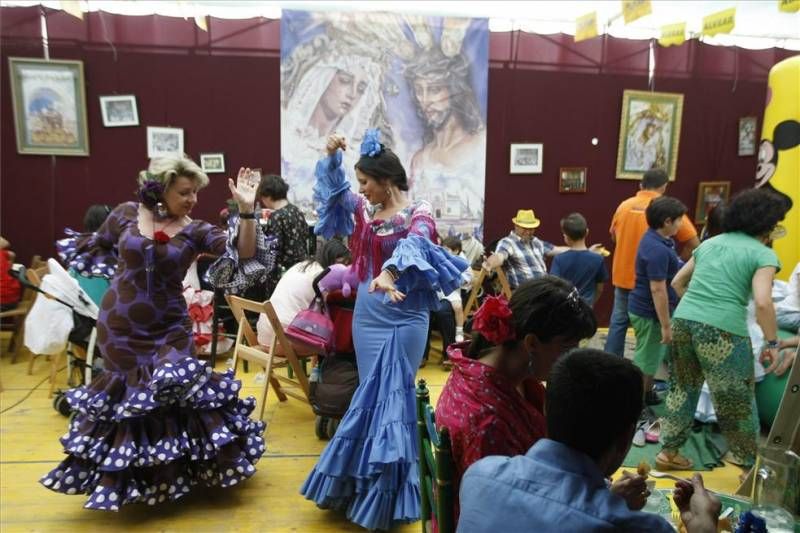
[{"xmin": 458, "ymin": 439, "xmax": 673, "ymax": 532}]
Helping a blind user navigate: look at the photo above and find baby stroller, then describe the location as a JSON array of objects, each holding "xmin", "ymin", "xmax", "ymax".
[
  {"xmin": 308, "ymin": 269, "xmax": 359, "ymax": 440},
  {"xmin": 13, "ymin": 259, "xmax": 100, "ymax": 416}
]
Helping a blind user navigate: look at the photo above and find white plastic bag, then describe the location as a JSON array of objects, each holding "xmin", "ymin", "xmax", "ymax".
[{"xmin": 24, "ymin": 279, "xmax": 73, "ymax": 355}]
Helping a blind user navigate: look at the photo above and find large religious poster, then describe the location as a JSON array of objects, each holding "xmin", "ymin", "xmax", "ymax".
[{"xmin": 281, "ymin": 10, "xmax": 488, "ymax": 239}]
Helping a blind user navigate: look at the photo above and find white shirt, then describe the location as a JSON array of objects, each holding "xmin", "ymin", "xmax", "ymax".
[{"xmin": 256, "ymin": 261, "xmax": 323, "ymax": 347}]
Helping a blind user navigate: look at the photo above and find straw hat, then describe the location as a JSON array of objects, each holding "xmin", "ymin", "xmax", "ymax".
[{"xmin": 511, "ymin": 209, "xmax": 541, "ymax": 229}]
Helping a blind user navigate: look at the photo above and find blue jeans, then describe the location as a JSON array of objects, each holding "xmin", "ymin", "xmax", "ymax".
[{"xmin": 604, "ymin": 287, "xmax": 630, "ymax": 357}]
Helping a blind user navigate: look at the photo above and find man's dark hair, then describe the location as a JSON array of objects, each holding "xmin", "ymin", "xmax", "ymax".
[
  {"xmin": 83, "ymin": 204, "xmax": 111, "ymax": 233},
  {"xmin": 641, "ymin": 169, "xmax": 669, "ymax": 190},
  {"xmin": 257, "ymin": 174, "xmax": 289, "ymax": 201},
  {"xmin": 404, "ymin": 47, "xmax": 483, "ymax": 143},
  {"xmin": 546, "ymin": 349, "xmax": 644, "ymax": 461},
  {"xmin": 442, "ymin": 236, "xmax": 462, "ymax": 254},
  {"xmin": 355, "ymin": 147, "xmax": 409, "ymax": 191},
  {"xmin": 560, "ymin": 213, "xmax": 588, "ymax": 241},
  {"xmin": 646, "ymin": 196, "xmax": 687, "ymax": 229},
  {"xmin": 468, "ymin": 276, "xmax": 597, "ymax": 358},
  {"xmin": 722, "ymin": 188, "xmax": 793, "ymax": 237}
]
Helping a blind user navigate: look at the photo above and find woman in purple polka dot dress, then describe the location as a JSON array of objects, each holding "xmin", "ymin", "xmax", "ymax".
[{"xmin": 41, "ymin": 156, "xmax": 276, "ymax": 510}]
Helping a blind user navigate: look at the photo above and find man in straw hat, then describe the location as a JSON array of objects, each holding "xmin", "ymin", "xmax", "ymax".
[{"xmin": 484, "ymin": 209, "xmax": 602, "ymax": 290}]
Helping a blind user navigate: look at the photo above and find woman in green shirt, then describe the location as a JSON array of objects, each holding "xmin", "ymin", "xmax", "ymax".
[{"xmin": 656, "ymin": 188, "xmax": 792, "ymax": 471}]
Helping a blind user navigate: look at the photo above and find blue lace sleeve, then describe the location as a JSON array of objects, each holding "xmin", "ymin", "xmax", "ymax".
[
  {"xmin": 205, "ymin": 214, "xmax": 278, "ymax": 295},
  {"xmin": 313, "ymin": 150, "xmax": 359, "ymax": 239},
  {"xmin": 382, "ymin": 235, "xmax": 469, "ymax": 311}
]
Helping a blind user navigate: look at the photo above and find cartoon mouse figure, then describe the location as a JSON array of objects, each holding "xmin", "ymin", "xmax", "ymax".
[{"xmin": 756, "ymin": 119, "xmax": 800, "ymax": 188}]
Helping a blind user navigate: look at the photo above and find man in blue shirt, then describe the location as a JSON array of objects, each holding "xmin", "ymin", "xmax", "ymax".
[
  {"xmin": 551, "ymin": 212, "xmax": 609, "ymax": 307},
  {"xmin": 458, "ymin": 349, "xmax": 721, "ymax": 533},
  {"xmin": 628, "ymin": 196, "xmax": 687, "ymax": 407}
]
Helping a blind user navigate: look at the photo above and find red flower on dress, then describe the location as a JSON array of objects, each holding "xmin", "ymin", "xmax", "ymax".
[
  {"xmin": 153, "ymin": 230, "xmax": 170, "ymax": 244},
  {"xmin": 472, "ymin": 295, "xmax": 515, "ymax": 345}
]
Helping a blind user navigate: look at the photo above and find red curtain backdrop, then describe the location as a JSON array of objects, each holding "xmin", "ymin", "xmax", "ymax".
[{"xmin": 2, "ymin": 7, "xmax": 796, "ymax": 324}]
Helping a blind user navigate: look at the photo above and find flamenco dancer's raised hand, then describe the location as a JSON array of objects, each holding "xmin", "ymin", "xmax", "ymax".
[
  {"xmin": 228, "ymin": 168, "xmax": 258, "ymax": 213},
  {"xmin": 326, "ymin": 133, "xmax": 347, "ymax": 155}
]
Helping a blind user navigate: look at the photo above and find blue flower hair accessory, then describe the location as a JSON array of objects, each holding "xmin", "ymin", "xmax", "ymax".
[{"xmin": 360, "ymin": 128, "xmax": 383, "ymax": 158}]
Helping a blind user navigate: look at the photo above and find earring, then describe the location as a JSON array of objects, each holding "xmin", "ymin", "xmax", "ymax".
[
  {"xmin": 156, "ymin": 202, "xmax": 168, "ymax": 218},
  {"xmin": 385, "ymin": 188, "xmax": 392, "ymax": 199}
]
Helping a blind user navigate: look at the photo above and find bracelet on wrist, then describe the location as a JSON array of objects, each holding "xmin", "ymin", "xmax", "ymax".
[
  {"xmin": 239, "ymin": 211, "xmax": 256, "ymax": 220},
  {"xmin": 765, "ymin": 339, "xmax": 779, "ymax": 348},
  {"xmin": 385, "ymin": 266, "xmax": 400, "ymax": 281}
]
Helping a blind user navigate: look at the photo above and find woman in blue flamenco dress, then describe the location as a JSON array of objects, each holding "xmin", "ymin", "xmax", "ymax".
[
  {"xmin": 40, "ymin": 156, "xmax": 276, "ymax": 510},
  {"xmin": 300, "ymin": 130, "xmax": 468, "ymax": 530}
]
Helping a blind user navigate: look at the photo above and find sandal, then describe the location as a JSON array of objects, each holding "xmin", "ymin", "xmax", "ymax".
[
  {"xmin": 655, "ymin": 450, "xmax": 693, "ymax": 471},
  {"xmin": 645, "ymin": 420, "xmax": 661, "ymax": 444}
]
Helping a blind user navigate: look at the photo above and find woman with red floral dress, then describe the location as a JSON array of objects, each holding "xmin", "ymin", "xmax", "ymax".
[{"xmin": 436, "ymin": 276, "xmax": 597, "ymax": 518}]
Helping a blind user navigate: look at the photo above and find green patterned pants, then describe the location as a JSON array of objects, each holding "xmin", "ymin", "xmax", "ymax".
[{"xmin": 661, "ymin": 318, "xmax": 759, "ymax": 466}]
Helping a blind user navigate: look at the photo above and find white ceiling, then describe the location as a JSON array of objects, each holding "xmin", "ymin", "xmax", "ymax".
[{"xmin": 2, "ymin": 0, "xmax": 799, "ymax": 50}]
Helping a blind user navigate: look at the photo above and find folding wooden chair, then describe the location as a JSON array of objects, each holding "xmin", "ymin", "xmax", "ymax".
[
  {"xmin": 0, "ymin": 256, "xmax": 44, "ymax": 363},
  {"xmin": 463, "ymin": 266, "xmax": 513, "ymax": 317},
  {"xmin": 417, "ymin": 378, "xmax": 455, "ymax": 533},
  {"xmin": 226, "ymin": 295, "xmax": 322, "ymax": 420}
]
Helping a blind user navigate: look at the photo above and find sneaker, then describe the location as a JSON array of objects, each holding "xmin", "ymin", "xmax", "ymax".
[
  {"xmin": 645, "ymin": 390, "xmax": 662, "ymax": 406},
  {"xmin": 633, "ymin": 424, "xmax": 647, "ymax": 447}
]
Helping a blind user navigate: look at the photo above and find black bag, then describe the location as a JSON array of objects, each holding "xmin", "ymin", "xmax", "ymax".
[
  {"xmin": 309, "ymin": 353, "xmax": 359, "ymax": 419},
  {"xmin": 68, "ymin": 311, "xmax": 95, "ymax": 347}
]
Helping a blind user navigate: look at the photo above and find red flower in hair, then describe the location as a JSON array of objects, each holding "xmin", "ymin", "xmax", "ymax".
[
  {"xmin": 472, "ymin": 295, "xmax": 515, "ymax": 344},
  {"xmin": 153, "ymin": 230, "xmax": 170, "ymax": 244}
]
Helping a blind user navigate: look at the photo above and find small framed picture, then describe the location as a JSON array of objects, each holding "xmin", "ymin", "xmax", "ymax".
[
  {"xmin": 695, "ymin": 181, "xmax": 730, "ymax": 224},
  {"xmin": 738, "ymin": 116, "xmax": 757, "ymax": 156},
  {"xmin": 559, "ymin": 167, "xmax": 588, "ymax": 193},
  {"xmin": 99, "ymin": 95, "xmax": 139, "ymax": 127},
  {"xmin": 147, "ymin": 126, "xmax": 184, "ymax": 159},
  {"xmin": 510, "ymin": 143, "xmax": 543, "ymax": 174},
  {"xmin": 200, "ymin": 152, "xmax": 226, "ymax": 173}
]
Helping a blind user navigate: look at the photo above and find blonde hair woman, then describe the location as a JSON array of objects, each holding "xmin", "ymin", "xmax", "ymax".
[{"xmin": 42, "ymin": 157, "xmax": 277, "ymax": 510}]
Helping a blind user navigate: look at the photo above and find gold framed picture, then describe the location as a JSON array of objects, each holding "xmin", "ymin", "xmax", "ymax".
[
  {"xmin": 694, "ymin": 181, "xmax": 730, "ymax": 224},
  {"xmin": 559, "ymin": 167, "xmax": 587, "ymax": 193},
  {"xmin": 8, "ymin": 57, "xmax": 90, "ymax": 156},
  {"xmin": 615, "ymin": 90, "xmax": 684, "ymax": 181}
]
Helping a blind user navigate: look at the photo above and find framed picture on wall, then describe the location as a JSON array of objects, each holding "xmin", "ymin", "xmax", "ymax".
[
  {"xmin": 510, "ymin": 143, "xmax": 543, "ymax": 174},
  {"xmin": 8, "ymin": 57, "xmax": 90, "ymax": 156},
  {"xmin": 99, "ymin": 95, "xmax": 139, "ymax": 127},
  {"xmin": 738, "ymin": 116, "xmax": 757, "ymax": 156},
  {"xmin": 147, "ymin": 126, "xmax": 184, "ymax": 159},
  {"xmin": 694, "ymin": 181, "xmax": 730, "ymax": 224},
  {"xmin": 615, "ymin": 90, "xmax": 684, "ymax": 181},
  {"xmin": 559, "ymin": 167, "xmax": 588, "ymax": 193},
  {"xmin": 200, "ymin": 153, "xmax": 226, "ymax": 174}
]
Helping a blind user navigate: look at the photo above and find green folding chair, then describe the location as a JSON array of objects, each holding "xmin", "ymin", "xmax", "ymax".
[{"xmin": 416, "ymin": 379, "xmax": 455, "ymax": 533}]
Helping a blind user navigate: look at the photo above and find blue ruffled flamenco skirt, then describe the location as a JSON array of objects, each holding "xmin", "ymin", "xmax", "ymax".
[{"xmin": 300, "ymin": 319, "xmax": 421, "ymax": 531}]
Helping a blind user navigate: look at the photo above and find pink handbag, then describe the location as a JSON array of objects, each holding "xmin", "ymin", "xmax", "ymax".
[{"xmin": 284, "ymin": 298, "xmax": 335, "ymax": 354}]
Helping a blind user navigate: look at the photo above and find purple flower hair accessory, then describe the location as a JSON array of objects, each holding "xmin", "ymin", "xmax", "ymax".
[
  {"xmin": 137, "ymin": 173, "xmax": 164, "ymax": 208},
  {"xmin": 360, "ymin": 128, "xmax": 383, "ymax": 158}
]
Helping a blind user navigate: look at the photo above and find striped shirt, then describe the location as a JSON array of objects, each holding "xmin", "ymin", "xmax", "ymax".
[{"xmin": 495, "ymin": 232, "xmax": 554, "ymax": 288}]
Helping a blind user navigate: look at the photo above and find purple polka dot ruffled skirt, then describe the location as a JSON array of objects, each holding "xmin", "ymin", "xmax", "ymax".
[{"xmin": 40, "ymin": 357, "xmax": 266, "ymax": 511}]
